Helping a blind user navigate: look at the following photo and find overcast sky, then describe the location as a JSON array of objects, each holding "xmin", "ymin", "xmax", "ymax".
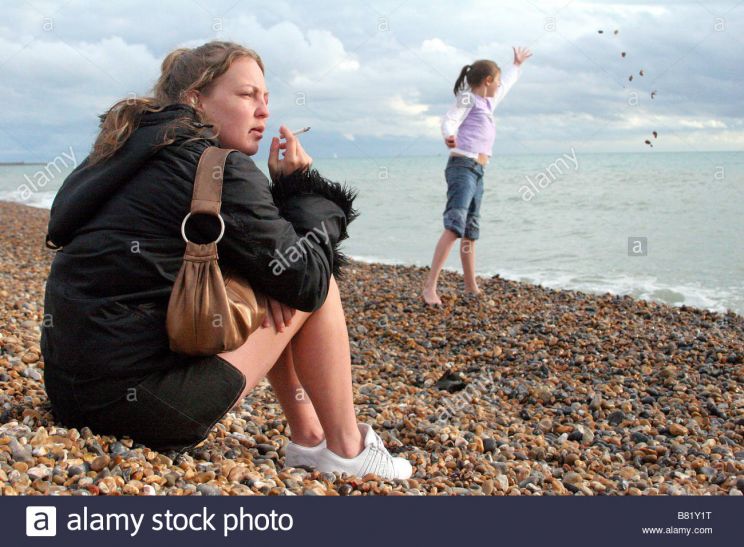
[{"xmin": 1, "ymin": 0, "xmax": 742, "ymax": 162}]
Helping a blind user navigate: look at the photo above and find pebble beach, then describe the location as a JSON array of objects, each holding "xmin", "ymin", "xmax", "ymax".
[{"xmin": 1, "ymin": 200, "xmax": 742, "ymax": 496}]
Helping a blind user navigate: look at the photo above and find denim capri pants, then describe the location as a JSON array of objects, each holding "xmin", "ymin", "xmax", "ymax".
[{"xmin": 443, "ymin": 155, "xmax": 485, "ymax": 240}]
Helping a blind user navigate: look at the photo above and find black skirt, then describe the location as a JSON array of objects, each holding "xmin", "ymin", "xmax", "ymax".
[{"xmin": 43, "ymin": 352, "xmax": 246, "ymax": 454}]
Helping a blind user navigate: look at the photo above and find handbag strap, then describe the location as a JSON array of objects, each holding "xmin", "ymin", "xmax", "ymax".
[
  {"xmin": 190, "ymin": 146, "xmax": 237, "ymax": 215},
  {"xmin": 179, "ymin": 146, "xmax": 237, "ymax": 245}
]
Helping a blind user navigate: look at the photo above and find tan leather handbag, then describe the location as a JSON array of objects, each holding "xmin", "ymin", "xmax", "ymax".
[{"xmin": 166, "ymin": 146, "xmax": 266, "ymax": 356}]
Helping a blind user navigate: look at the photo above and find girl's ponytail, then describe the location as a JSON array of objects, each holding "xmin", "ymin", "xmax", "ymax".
[
  {"xmin": 453, "ymin": 64, "xmax": 471, "ymax": 96},
  {"xmin": 452, "ymin": 60, "xmax": 500, "ymax": 97}
]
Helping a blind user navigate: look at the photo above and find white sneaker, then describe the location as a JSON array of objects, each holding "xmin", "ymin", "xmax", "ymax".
[
  {"xmin": 314, "ymin": 423, "xmax": 413, "ymax": 480},
  {"xmin": 284, "ymin": 438, "xmax": 327, "ymax": 469}
]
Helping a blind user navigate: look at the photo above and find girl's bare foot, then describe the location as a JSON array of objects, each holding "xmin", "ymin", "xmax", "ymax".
[
  {"xmin": 422, "ymin": 284, "xmax": 442, "ymax": 306},
  {"xmin": 464, "ymin": 282, "xmax": 481, "ymax": 296}
]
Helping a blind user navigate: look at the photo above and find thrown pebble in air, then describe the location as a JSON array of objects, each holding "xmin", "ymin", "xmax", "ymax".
[
  {"xmin": 652, "ymin": 131, "xmax": 658, "ymax": 139},
  {"xmin": 639, "ymin": 69, "xmax": 644, "ymax": 76},
  {"xmin": 629, "ymin": 74, "xmax": 633, "ymax": 82},
  {"xmin": 645, "ymin": 140, "xmax": 653, "ymax": 147},
  {"xmin": 614, "ymin": 29, "xmax": 619, "ymax": 35},
  {"xmin": 621, "ymin": 52, "xmax": 626, "ymax": 58},
  {"xmin": 651, "ymin": 90, "xmax": 657, "ymax": 99},
  {"xmin": 598, "ymin": 30, "xmax": 604, "ymax": 34}
]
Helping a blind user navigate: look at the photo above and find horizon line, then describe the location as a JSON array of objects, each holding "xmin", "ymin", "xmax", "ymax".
[{"xmin": 3, "ymin": 148, "xmax": 743, "ymax": 165}]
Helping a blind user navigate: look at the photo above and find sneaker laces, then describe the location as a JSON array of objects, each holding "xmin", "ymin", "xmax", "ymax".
[{"xmin": 360, "ymin": 432, "xmax": 395, "ymax": 478}]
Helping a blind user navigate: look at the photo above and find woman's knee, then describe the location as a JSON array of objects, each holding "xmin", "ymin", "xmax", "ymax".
[
  {"xmin": 308, "ymin": 274, "xmax": 339, "ymax": 310},
  {"xmin": 329, "ymin": 273, "xmax": 339, "ymax": 293},
  {"xmin": 321, "ymin": 274, "xmax": 341, "ymax": 308}
]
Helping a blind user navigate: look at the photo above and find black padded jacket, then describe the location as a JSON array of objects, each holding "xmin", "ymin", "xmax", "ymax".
[{"xmin": 40, "ymin": 103, "xmax": 358, "ymax": 380}]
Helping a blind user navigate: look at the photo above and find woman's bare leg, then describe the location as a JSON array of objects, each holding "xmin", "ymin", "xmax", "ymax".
[
  {"xmin": 423, "ymin": 228, "xmax": 459, "ymax": 305},
  {"xmin": 460, "ymin": 237, "xmax": 481, "ymax": 294},
  {"xmin": 285, "ymin": 276, "xmax": 362, "ymax": 457},
  {"xmin": 218, "ymin": 276, "xmax": 364, "ymax": 458},
  {"xmin": 265, "ymin": 341, "xmax": 325, "ymax": 447}
]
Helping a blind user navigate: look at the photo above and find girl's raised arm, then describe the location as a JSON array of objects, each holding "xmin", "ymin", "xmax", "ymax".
[{"xmin": 492, "ymin": 46, "xmax": 532, "ymax": 110}]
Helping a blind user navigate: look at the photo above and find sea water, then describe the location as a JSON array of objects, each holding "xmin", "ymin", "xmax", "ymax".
[{"xmin": 1, "ymin": 150, "xmax": 742, "ymax": 315}]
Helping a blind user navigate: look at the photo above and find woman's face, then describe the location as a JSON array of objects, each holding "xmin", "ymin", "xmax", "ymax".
[{"xmin": 192, "ymin": 56, "xmax": 269, "ymax": 155}]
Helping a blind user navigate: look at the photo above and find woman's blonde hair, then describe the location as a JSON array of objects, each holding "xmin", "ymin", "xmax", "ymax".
[{"xmin": 88, "ymin": 40, "xmax": 264, "ymax": 165}]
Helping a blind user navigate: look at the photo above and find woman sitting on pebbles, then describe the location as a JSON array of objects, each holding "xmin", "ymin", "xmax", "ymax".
[{"xmin": 40, "ymin": 40, "xmax": 412, "ymax": 480}]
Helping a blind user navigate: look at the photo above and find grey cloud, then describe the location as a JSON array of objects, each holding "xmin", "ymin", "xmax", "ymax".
[{"xmin": 1, "ymin": 0, "xmax": 741, "ymax": 161}]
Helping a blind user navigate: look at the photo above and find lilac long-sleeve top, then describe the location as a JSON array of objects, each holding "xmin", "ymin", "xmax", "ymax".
[{"xmin": 440, "ymin": 62, "xmax": 522, "ymax": 160}]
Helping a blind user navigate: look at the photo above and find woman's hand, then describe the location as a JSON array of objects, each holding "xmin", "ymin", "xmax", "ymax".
[
  {"xmin": 268, "ymin": 125, "xmax": 313, "ymax": 182},
  {"xmin": 513, "ymin": 46, "xmax": 533, "ymax": 66},
  {"xmin": 262, "ymin": 296, "xmax": 296, "ymax": 333},
  {"xmin": 445, "ymin": 135, "xmax": 456, "ymax": 148}
]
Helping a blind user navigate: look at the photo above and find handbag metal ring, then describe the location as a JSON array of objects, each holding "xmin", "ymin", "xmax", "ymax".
[{"xmin": 180, "ymin": 212, "xmax": 226, "ymax": 244}]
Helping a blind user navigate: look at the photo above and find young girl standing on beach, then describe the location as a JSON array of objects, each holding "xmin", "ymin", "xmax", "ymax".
[{"xmin": 423, "ymin": 46, "xmax": 532, "ymax": 306}]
